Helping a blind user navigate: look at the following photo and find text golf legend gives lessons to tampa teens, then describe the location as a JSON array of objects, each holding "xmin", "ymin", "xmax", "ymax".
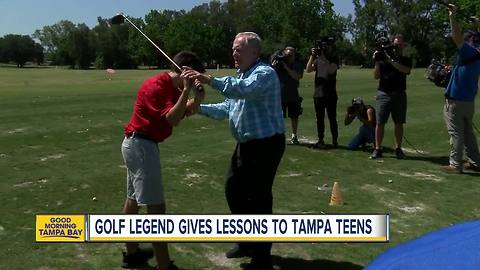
[{"xmin": 36, "ymin": 214, "xmax": 389, "ymax": 242}]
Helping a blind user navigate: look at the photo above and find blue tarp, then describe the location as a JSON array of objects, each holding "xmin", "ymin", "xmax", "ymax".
[{"xmin": 365, "ymin": 220, "xmax": 480, "ymax": 270}]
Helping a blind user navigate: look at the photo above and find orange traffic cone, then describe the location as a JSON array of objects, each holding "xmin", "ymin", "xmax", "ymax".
[{"xmin": 329, "ymin": 181, "xmax": 344, "ymax": 206}]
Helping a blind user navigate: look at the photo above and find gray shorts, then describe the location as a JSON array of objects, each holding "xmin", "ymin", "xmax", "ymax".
[
  {"xmin": 376, "ymin": 91, "xmax": 407, "ymax": 124},
  {"xmin": 121, "ymin": 136, "xmax": 165, "ymax": 205}
]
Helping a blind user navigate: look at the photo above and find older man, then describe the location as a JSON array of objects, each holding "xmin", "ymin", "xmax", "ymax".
[{"xmin": 184, "ymin": 32, "xmax": 285, "ymax": 270}]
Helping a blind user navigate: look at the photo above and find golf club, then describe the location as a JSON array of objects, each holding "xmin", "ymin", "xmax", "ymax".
[
  {"xmin": 110, "ymin": 12, "xmax": 182, "ymax": 71},
  {"xmin": 110, "ymin": 12, "xmax": 204, "ymax": 92}
]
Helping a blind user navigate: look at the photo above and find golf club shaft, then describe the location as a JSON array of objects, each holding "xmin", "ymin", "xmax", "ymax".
[{"xmin": 120, "ymin": 14, "xmax": 182, "ymax": 71}]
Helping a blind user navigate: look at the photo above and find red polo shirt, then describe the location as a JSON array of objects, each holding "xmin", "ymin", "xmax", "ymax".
[{"xmin": 124, "ymin": 72, "xmax": 181, "ymax": 143}]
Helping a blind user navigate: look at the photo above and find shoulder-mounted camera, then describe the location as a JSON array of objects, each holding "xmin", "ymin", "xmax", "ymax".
[
  {"xmin": 374, "ymin": 34, "xmax": 394, "ymax": 62},
  {"xmin": 313, "ymin": 36, "xmax": 335, "ymax": 56}
]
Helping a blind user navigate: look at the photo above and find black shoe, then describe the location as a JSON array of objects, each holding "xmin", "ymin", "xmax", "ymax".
[
  {"xmin": 370, "ymin": 149, "xmax": 383, "ymax": 159},
  {"xmin": 156, "ymin": 261, "xmax": 179, "ymax": 270},
  {"xmin": 225, "ymin": 244, "xmax": 251, "ymax": 258},
  {"xmin": 332, "ymin": 141, "xmax": 338, "ymax": 149},
  {"xmin": 312, "ymin": 140, "xmax": 326, "ymax": 149},
  {"xmin": 121, "ymin": 248, "xmax": 154, "ymax": 268},
  {"xmin": 395, "ymin": 147, "xmax": 405, "ymax": 159},
  {"xmin": 464, "ymin": 163, "xmax": 480, "ymax": 172}
]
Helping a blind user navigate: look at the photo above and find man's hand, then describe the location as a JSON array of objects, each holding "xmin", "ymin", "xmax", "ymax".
[
  {"xmin": 183, "ymin": 76, "xmax": 192, "ymax": 92},
  {"xmin": 448, "ymin": 3, "xmax": 457, "ymax": 18},
  {"xmin": 471, "ymin": 16, "xmax": 480, "ymax": 32},
  {"xmin": 182, "ymin": 66, "xmax": 212, "ymax": 85}
]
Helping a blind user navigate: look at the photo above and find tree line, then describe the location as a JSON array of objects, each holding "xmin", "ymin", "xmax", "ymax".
[{"xmin": 0, "ymin": 0, "xmax": 478, "ymax": 69}]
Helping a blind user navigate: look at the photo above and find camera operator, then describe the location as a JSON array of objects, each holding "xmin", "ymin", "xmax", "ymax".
[
  {"xmin": 306, "ymin": 38, "xmax": 339, "ymax": 148},
  {"xmin": 371, "ymin": 34, "xmax": 412, "ymax": 159},
  {"xmin": 442, "ymin": 4, "xmax": 480, "ymax": 173},
  {"xmin": 271, "ymin": 46, "xmax": 304, "ymax": 144},
  {"xmin": 345, "ymin": 97, "xmax": 376, "ymax": 150}
]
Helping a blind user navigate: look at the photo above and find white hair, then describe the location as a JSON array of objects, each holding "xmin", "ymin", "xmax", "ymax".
[{"xmin": 235, "ymin": 32, "xmax": 262, "ymax": 53}]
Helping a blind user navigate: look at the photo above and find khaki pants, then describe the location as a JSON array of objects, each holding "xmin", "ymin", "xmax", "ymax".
[{"xmin": 444, "ymin": 99, "xmax": 480, "ymax": 170}]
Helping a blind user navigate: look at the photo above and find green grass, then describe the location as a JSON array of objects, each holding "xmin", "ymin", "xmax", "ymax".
[{"xmin": 1, "ymin": 67, "xmax": 479, "ymax": 269}]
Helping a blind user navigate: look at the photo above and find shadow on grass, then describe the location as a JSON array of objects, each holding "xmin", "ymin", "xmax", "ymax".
[
  {"xmin": 271, "ymin": 255, "xmax": 363, "ymax": 270},
  {"xmin": 403, "ymin": 155, "xmax": 449, "ymax": 166}
]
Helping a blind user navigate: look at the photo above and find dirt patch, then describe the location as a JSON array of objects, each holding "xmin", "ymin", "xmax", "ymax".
[
  {"xmin": 398, "ymin": 172, "xmax": 443, "ymax": 182},
  {"xmin": 5, "ymin": 127, "xmax": 28, "ymax": 134},
  {"xmin": 13, "ymin": 181, "xmax": 34, "ymax": 188},
  {"xmin": 39, "ymin": 153, "xmax": 66, "ymax": 162},
  {"xmin": 398, "ymin": 205, "xmax": 425, "ymax": 213},
  {"xmin": 402, "ymin": 147, "xmax": 429, "ymax": 155},
  {"xmin": 205, "ymin": 251, "xmax": 236, "ymax": 268},
  {"xmin": 279, "ymin": 172, "xmax": 303, "ymax": 178}
]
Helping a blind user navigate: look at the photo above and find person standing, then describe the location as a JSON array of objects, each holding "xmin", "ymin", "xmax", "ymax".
[
  {"xmin": 183, "ymin": 32, "xmax": 285, "ymax": 270},
  {"xmin": 306, "ymin": 38, "xmax": 339, "ymax": 148},
  {"xmin": 442, "ymin": 4, "xmax": 480, "ymax": 173},
  {"xmin": 120, "ymin": 51, "xmax": 205, "ymax": 270},
  {"xmin": 272, "ymin": 46, "xmax": 304, "ymax": 144},
  {"xmin": 370, "ymin": 34, "xmax": 412, "ymax": 159}
]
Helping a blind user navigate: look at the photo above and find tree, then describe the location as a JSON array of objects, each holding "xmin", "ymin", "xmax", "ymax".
[
  {"xmin": 351, "ymin": 0, "xmax": 480, "ymax": 67},
  {"xmin": 33, "ymin": 20, "xmax": 76, "ymax": 66},
  {"xmin": 67, "ymin": 24, "xmax": 95, "ymax": 69},
  {"xmin": 92, "ymin": 17, "xmax": 136, "ymax": 69},
  {"xmin": 0, "ymin": 34, "xmax": 40, "ymax": 67}
]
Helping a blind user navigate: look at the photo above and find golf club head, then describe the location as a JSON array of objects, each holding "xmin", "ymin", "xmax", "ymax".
[{"xmin": 110, "ymin": 14, "xmax": 125, "ymax": 25}]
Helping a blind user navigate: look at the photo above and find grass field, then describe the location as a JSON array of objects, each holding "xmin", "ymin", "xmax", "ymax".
[{"xmin": 1, "ymin": 66, "xmax": 479, "ymax": 270}]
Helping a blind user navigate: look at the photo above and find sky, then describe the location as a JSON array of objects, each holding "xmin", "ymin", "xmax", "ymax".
[{"xmin": 0, "ymin": 0, "xmax": 355, "ymax": 37}]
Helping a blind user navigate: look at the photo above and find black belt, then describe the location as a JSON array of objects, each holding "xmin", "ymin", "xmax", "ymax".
[{"xmin": 126, "ymin": 132, "xmax": 153, "ymax": 141}]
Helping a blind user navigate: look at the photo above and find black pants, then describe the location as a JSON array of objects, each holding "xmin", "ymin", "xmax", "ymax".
[
  {"xmin": 314, "ymin": 97, "xmax": 338, "ymax": 143},
  {"xmin": 225, "ymin": 133, "xmax": 285, "ymax": 262}
]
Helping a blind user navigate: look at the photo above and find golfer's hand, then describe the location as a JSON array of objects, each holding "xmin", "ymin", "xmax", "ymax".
[
  {"xmin": 448, "ymin": 4, "xmax": 457, "ymax": 17},
  {"xmin": 182, "ymin": 66, "xmax": 212, "ymax": 85},
  {"xmin": 181, "ymin": 73, "xmax": 193, "ymax": 92}
]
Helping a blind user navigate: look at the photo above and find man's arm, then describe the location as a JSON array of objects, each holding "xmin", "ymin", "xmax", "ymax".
[
  {"xmin": 185, "ymin": 80, "xmax": 205, "ymax": 116},
  {"xmin": 199, "ymin": 99, "xmax": 231, "ymax": 120},
  {"xmin": 365, "ymin": 108, "xmax": 376, "ymax": 127},
  {"xmin": 386, "ymin": 56, "xmax": 411, "ymax": 75},
  {"xmin": 281, "ymin": 62, "xmax": 303, "ymax": 81},
  {"xmin": 183, "ymin": 67, "xmax": 277, "ymax": 100},
  {"xmin": 306, "ymin": 49, "xmax": 316, "ymax": 73},
  {"xmin": 449, "ymin": 4, "xmax": 464, "ymax": 49},
  {"xmin": 344, "ymin": 108, "xmax": 356, "ymax": 126},
  {"xmin": 166, "ymin": 78, "xmax": 192, "ymax": 126},
  {"xmin": 374, "ymin": 60, "xmax": 381, "ymax": 80}
]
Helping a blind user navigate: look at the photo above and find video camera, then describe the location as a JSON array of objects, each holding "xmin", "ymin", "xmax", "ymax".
[
  {"xmin": 347, "ymin": 97, "xmax": 364, "ymax": 115},
  {"xmin": 425, "ymin": 60, "xmax": 452, "ymax": 88},
  {"xmin": 313, "ymin": 36, "xmax": 335, "ymax": 56},
  {"xmin": 374, "ymin": 34, "xmax": 394, "ymax": 62},
  {"xmin": 272, "ymin": 49, "xmax": 288, "ymax": 64}
]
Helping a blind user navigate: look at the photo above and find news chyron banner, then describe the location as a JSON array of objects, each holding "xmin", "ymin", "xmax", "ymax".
[
  {"xmin": 87, "ymin": 214, "xmax": 388, "ymax": 242},
  {"xmin": 36, "ymin": 214, "xmax": 389, "ymax": 242}
]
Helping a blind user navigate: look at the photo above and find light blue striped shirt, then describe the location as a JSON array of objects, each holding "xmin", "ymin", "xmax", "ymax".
[{"xmin": 200, "ymin": 61, "xmax": 285, "ymax": 142}]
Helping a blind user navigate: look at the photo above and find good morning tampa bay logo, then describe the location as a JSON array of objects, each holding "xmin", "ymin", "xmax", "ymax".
[{"xmin": 36, "ymin": 215, "xmax": 85, "ymax": 242}]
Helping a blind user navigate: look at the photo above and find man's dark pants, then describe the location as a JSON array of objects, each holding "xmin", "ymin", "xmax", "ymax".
[
  {"xmin": 314, "ymin": 97, "xmax": 338, "ymax": 143},
  {"xmin": 225, "ymin": 133, "xmax": 286, "ymax": 263}
]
